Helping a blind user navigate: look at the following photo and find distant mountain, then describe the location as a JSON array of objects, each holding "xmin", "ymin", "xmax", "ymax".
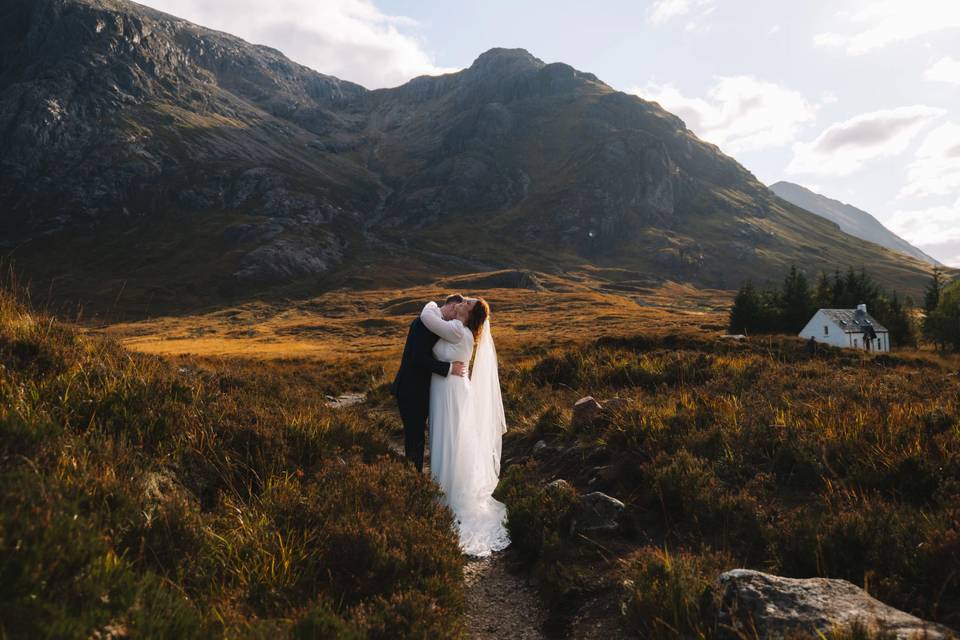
[
  {"xmin": 0, "ymin": 0, "xmax": 937, "ymax": 314},
  {"xmin": 770, "ymin": 181, "xmax": 941, "ymax": 267}
]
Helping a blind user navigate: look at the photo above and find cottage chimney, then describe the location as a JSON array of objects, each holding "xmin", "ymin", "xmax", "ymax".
[{"xmin": 856, "ymin": 303, "xmax": 867, "ymax": 314}]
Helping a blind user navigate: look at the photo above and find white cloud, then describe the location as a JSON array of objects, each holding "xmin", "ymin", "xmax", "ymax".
[
  {"xmin": 632, "ymin": 76, "xmax": 817, "ymax": 154},
  {"xmin": 899, "ymin": 121, "xmax": 960, "ymax": 197},
  {"xmin": 884, "ymin": 203, "xmax": 960, "ymax": 247},
  {"xmin": 138, "ymin": 0, "xmax": 458, "ymax": 88},
  {"xmin": 815, "ymin": 0, "xmax": 960, "ymax": 55},
  {"xmin": 648, "ymin": 0, "xmax": 715, "ymax": 26},
  {"xmin": 786, "ymin": 105, "xmax": 945, "ymax": 176},
  {"xmin": 924, "ymin": 56, "xmax": 960, "ymax": 85},
  {"xmin": 768, "ymin": 24, "xmax": 782, "ymax": 36}
]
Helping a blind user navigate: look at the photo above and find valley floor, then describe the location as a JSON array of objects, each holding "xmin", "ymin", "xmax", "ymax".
[
  {"xmin": 7, "ymin": 274, "xmax": 959, "ymax": 638},
  {"xmin": 97, "ymin": 276, "xmax": 732, "ymax": 362}
]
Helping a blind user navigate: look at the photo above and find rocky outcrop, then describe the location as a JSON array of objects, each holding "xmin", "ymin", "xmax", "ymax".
[{"xmin": 718, "ymin": 570, "xmax": 956, "ymax": 640}]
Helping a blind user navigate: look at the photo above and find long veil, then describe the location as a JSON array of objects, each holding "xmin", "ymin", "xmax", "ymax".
[{"xmin": 471, "ymin": 317, "xmax": 507, "ymax": 483}]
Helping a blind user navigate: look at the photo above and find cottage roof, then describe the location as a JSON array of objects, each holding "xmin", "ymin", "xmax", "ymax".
[{"xmin": 820, "ymin": 309, "xmax": 888, "ymax": 333}]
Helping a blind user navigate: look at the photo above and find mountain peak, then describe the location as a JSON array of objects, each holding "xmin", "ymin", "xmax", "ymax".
[{"xmin": 469, "ymin": 48, "xmax": 544, "ymax": 74}]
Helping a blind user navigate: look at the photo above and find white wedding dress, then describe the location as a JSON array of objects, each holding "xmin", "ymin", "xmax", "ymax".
[{"xmin": 421, "ymin": 302, "xmax": 510, "ymax": 557}]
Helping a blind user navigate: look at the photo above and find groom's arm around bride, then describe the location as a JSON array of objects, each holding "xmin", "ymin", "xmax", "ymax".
[{"xmin": 391, "ymin": 295, "xmax": 467, "ymax": 472}]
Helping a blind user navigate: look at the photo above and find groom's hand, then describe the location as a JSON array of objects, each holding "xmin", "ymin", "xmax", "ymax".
[{"xmin": 451, "ymin": 361, "xmax": 467, "ymax": 377}]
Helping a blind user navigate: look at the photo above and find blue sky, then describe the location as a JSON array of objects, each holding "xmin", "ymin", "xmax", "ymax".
[{"xmin": 140, "ymin": 0, "xmax": 960, "ymax": 267}]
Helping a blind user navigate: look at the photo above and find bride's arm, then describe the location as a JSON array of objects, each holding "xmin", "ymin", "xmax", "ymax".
[{"xmin": 420, "ymin": 301, "xmax": 464, "ymax": 343}]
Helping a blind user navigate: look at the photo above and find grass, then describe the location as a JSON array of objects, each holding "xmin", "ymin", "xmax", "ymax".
[
  {"xmin": 490, "ymin": 332, "xmax": 960, "ymax": 637},
  {"xmin": 0, "ymin": 286, "xmax": 465, "ymax": 638},
  {"xmin": 4, "ymin": 273, "xmax": 959, "ymax": 638},
  {"xmin": 100, "ymin": 276, "xmax": 731, "ymax": 360}
]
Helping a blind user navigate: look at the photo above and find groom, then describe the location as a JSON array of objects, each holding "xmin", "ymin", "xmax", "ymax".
[{"xmin": 391, "ymin": 294, "xmax": 468, "ymax": 472}]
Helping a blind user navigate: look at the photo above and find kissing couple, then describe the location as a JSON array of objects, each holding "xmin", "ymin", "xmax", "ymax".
[{"xmin": 391, "ymin": 294, "xmax": 510, "ymax": 557}]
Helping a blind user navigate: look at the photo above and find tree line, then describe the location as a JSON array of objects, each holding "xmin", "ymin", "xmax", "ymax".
[
  {"xmin": 728, "ymin": 266, "xmax": 918, "ymax": 347},
  {"xmin": 923, "ymin": 268, "xmax": 960, "ymax": 350}
]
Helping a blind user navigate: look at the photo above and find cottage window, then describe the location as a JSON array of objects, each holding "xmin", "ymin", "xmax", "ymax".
[{"xmin": 823, "ymin": 325, "xmax": 829, "ymax": 336}]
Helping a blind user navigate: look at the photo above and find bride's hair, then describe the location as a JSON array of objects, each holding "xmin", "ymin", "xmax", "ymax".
[{"xmin": 465, "ymin": 298, "xmax": 489, "ymax": 340}]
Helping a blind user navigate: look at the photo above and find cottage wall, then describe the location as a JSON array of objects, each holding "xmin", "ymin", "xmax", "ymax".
[{"xmin": 799, "ymin": 310, "xmax": 849, "ymax": 349}]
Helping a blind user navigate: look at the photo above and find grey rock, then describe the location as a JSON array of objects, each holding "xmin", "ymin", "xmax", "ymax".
[
  {"xmin": 139, "ymin": 469, "xmax": 195, "ymax": 523},
  {"xmin": 572, "ymin": 491, "xmax": 625, "ymax": 534},
  {"xmin": 531, "ymin": 439, "xmax": 549, "ymax": 456},
  {"xmin": 233, "ymin": 234, "xmax": 344, "ymax": 280},
  {"xmin": 718, "ymin": 569, "xmax": 956, "ymax": 640},
  {"xmin": 572, "ymin": 396, "xmax": 603, "ymax": 429}
]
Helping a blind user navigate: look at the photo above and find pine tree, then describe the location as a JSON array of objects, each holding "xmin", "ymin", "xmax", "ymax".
[
  {"xmin": 831, "ymin": 269, "xmax": 845, "ymax": 307},
  {"xmin": 925, "ymin": 280, "xmax": 960, "ymax": 351},
  {"xmin": 876, "ymin": 292, "xmax": 917, "ymax": 348},
  {"xmin": 924, "ymin": 268, "xmax": 943, "ymax": 313},
  {"xmin": 728, "ymin": 281, "xmax": 761, "ymax": 334},
  {"xmin": 814, "ymin": 272, "xmax": 832, "ymax": 309},
  {"xmin": 780, "ymin": 265, "xmax": 813, "ymax": 332}
]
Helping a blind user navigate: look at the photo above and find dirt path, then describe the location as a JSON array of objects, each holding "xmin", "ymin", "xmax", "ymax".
[
  {"xmin": 463, "ymin": 552, "xmax": 547, "ymax": 640},
  {"xmin": 383, "ymin": 431, "xmax": 547, "ymax": 639}
]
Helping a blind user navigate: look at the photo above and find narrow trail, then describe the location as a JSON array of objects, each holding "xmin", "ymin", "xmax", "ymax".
[
  {"xmin": 463, "ymin": 553, "xmax": 546, "ymax": 640},
  {"xmin": 382, "ymin": 431, "xmax": 547, "ymax": 639}
]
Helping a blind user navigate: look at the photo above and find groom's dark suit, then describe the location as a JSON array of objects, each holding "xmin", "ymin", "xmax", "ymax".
[{"xmin": 392, "ymin": 304, "xmax": 451, "ymax": 472}]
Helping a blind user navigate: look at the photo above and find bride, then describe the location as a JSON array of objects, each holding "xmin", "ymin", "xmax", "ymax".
[{"xmin": 419, "ymin": 297, "xmax": 510, "ymax": 557}]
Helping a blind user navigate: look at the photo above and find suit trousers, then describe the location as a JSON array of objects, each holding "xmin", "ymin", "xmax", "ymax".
[{"xmin": 397, "ymin": 393, "xmax": 429, "ymax": 473}]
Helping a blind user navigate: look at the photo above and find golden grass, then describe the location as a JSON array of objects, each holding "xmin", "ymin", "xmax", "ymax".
[{"xmin": 99, "ymin": 275, "xmax": 732, "ymax": 363}]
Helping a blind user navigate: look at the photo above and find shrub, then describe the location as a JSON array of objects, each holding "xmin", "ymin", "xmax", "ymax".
[{"xmin": 619, "ymin": 546, "xmax": 728, "ymax": 639}]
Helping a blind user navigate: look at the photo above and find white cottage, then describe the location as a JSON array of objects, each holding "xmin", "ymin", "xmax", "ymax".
[{"xmin": 799, "ymin": 303, "xmax": 890, "ymax": 352}]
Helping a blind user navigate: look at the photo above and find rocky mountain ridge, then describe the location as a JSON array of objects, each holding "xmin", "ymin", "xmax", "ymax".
[
  {"xmin": 770, "ymin": 181, "xmax": 941, "ymax": 267},
  {"xmin": 0, "ymin": 0, "xmax": 938, "ymax": 314}
]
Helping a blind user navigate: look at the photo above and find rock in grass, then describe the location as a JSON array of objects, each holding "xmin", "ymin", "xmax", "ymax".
[
  {"xmin": 573, "ymin": 491, "xmax": 625, "ymax": 534},
  {"xmin": 545, "ymin": 478, "xmax": 574, "ymax": 496},
  {"xmin": 572, "ymin": 396, "xmax": 603, "ymax": 429},
  {"xmin": 718, "ymin": 569, "xmax": 956, "ymax": 640},
  {"xmin": 139, "ymin": 469, "xmax": 195, "ymax": 522},
  {"xmin": 531, "ymin": 439, "xmax": 549, "ymax": 457}
]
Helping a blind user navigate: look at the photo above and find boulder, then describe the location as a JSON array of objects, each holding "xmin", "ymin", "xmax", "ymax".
[
  {"xmin": 139, "ymin": 469, "xmax": 195, "ymax": 524},
  {"xmin": 572, "ymin": 396, "xmax": 603, "ymax": 429},
  {"xmin": 718, "ymin": 569, "xmax": 955, "ymax": 640},
  {"xmin": 531, "ymin": 439, "xmax": 549, "ymax": 457},
  {"xmin": 572, "ymin": 491, "xmax": 625, "ymax": 534}
]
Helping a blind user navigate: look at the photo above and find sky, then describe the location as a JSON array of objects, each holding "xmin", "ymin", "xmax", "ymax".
[{"xmin": 138, "ymin": 0, "xmax": 960, "ymax": 268}]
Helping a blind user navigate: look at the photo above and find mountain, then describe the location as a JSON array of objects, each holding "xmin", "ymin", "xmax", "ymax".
[
  {"xmin": 0, "ymin": 0, "xmax": 938, "ymax": 315},
  {"xmin": 769, "ymin": 181, "xmax": 941, "ymax": 267}
]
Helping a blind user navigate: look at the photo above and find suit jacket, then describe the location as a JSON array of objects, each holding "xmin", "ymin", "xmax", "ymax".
[{"xmin": 391, "ymin": 304, "xmax": 451, "ymax": 413}]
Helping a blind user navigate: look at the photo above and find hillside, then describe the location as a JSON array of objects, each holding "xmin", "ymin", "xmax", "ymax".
[
  {"xmin": 0, "ymin": 0, "xmax": 939, "ymax": 316},
  {"xmin": 770, "ymin": 181, "xmax": 941, "ymax": 267}
]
